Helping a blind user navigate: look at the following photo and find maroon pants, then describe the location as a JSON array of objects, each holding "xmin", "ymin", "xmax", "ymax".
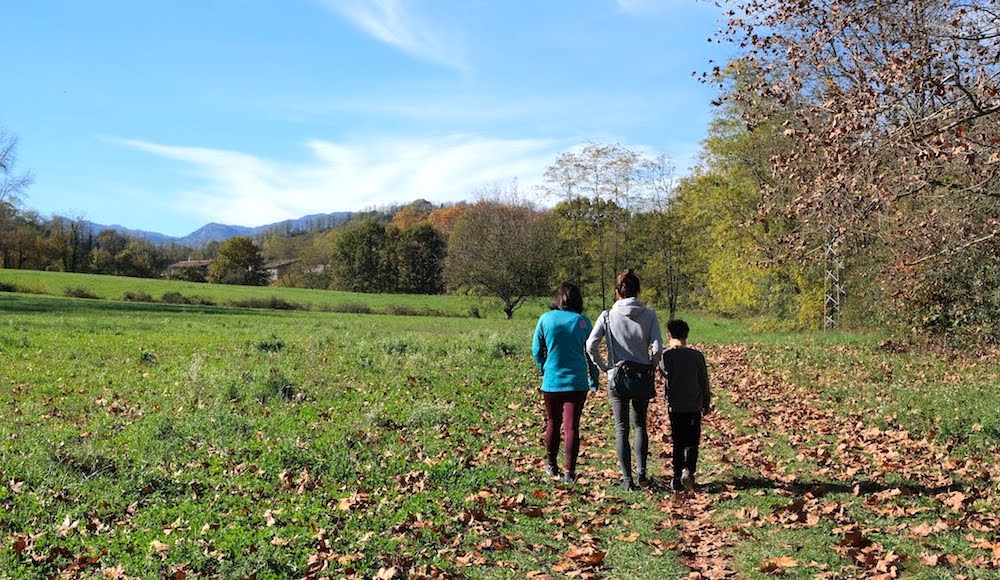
[{"xmin": 543, "ymin": 390, "xmax": 589, "ymax": 474}]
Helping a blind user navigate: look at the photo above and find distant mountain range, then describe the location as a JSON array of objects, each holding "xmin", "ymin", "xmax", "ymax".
[{"xmin": 77, "ymin": 212, "xmax": 353, "ymax": 247}]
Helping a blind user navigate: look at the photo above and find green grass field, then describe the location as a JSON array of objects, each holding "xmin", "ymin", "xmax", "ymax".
[
  {"xmin": 1, "ymin": 271, "xmax": 998, "ymax": 578},
  {"xmin": 0, "ymin": 269, "xmax": 519, "ymax": 319}
]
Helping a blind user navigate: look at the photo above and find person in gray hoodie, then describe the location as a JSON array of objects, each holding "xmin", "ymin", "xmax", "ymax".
[{"xmin": 586, "ymin": 268, "xmax": 663, "ymax": 490}]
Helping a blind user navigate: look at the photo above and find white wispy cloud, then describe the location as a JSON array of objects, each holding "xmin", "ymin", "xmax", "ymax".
[
  {"xmin": 315, "ymin": 0, "xmax": 469, "ymax": 73},
  {"xmin": 117, "ymin": 135, "xmax": 560, "ymax": 227}
]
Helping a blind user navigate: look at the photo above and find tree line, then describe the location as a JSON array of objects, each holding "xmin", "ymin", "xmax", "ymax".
[
  {"xmin": 5, "ymin": 0, "xmax": 999, "ymax": 346},
  {"xmin": 2, "ymin": 122, "xmax": 996, "ymax": 344},
  {"xmin": 0, "ymin": 130, "xmax": 837, "ymax": 328}
]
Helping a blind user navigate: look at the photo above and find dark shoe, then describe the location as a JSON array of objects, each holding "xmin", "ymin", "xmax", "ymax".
[
  {"xmin": 563, "ymin": 472, "xmax": 577, "ymax": 484},
  {"xmin": 681, "ymin": 468, "xmax": 694, "ymax": 492},
  {"xmin": 637, "ymin": 472, "xmax": 650, "ymax": 487},
  {"xmin": 545, "ymin": 464, "xmax": 558, "ymax": 478},
  {"xmin": 620, "ymin": 478, "xmax": 638, "ymax": 491}
]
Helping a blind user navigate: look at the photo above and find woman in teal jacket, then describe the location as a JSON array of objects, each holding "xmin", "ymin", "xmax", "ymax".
[{"xmin": 532, "ymin": 282, "xmax": 600, "ymax": 484}]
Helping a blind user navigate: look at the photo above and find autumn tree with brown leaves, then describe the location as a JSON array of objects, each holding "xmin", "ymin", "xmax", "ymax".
[
  {"xmin": 714, "ymin": 0, "xmax": 1000, "ymax": 343},
  {"xmin": 426, "ymin": 204, "xmax": 469, "ymax": 241},
  {"xmin": 445, "ymin": 185, "xmax": 556, "ymax": 319}
]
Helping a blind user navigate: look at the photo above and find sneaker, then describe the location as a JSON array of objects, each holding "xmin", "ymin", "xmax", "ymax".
[
  {"xmin": 563, "ymin": 472, "xmax": 577, "ymax": 484},
  {"xmin": 620, "ymin": 478, "xmax": 638, "ymax": 491},
  {"xmin": 545, "ymin": 464, "xmax": 558, "ymax": 478},
  {"xmin": 681, "ymin": 468, "xmax": 694, "ymax": 492}
]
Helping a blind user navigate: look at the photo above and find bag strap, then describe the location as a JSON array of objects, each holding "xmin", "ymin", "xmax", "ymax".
[
  {"xmin": 606, "ymin": 308, "xmax": 655, "ymax": 368},
  {"xmin": 604, "ymin": 310, "xmax": 618, "ymax": 366}
]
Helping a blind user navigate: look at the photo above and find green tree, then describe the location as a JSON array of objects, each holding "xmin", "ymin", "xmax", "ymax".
[
  {"xmin": 671, "ymin": 91, "xmax": 824, "ymax": 324},
  {"xmin": 547, "ymin": 197, "xmax": 600, "ymax": 291},
  {"xmin": 395, "ymin": 224, "xmax": 446, "ymax": 294},
  {"xmin": 45, "ymin": 217, "xmax": 93, "ymax": 273},
  {"xmin": 90, "ymin": 229, "xmax": 128, "ymax": 275},
  {"xmin": 673, "ymin": 172, "xmax": 765, "ymax": 316},
  {"xmin": 283, "ymin": 229, "xmax": 338, "ymax": 289},
  {"xmin": 207, "ymin": 236, "xmax": 267, "ymax": 285},
  {"xmin": 542, "ymin": 144, "xmax": 650, "ymax": 309},
  {"xmin": 330, "ymin": 218, "xmax": 396, "ymax": 293},
  {"xmin": 261, "ymin": 232, "xmax": 308, "ymax": 263},
  {"xmin": 445, "ymin": 199, "xmax": 556, "ymax": 319},
  {"xmin": 629, "ymin": 154, "xmax": 685, "ymax": 316},
  {"xmin": 115, "ymin": 240, "xmax": 159, "ymax": 278}
]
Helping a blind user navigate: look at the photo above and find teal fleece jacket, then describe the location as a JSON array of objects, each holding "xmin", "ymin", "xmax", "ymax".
[{"xmin": 532, "ymin": 309, "xmax": 601, "ymax": 393}]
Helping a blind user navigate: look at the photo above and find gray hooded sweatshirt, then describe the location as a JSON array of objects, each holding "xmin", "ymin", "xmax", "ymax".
[{"xmin": 586, "ymin": 297, "xmax": 663, "ymax": 371}]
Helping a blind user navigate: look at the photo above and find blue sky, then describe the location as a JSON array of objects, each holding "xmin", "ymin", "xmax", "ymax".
[{"xmin": 4, "ymin": 0, "xmax": 727, "ymax": 237}]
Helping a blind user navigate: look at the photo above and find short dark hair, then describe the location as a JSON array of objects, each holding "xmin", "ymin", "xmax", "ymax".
[
  {"xmin": 666, "ymin": 319, "xmax": 690, "ymax": 340},
  {"xmin": 551, "ymin": 282, "xmax": 584, "ymax": 313},
  {"xmin": 615, "ymin": 268, "xmax": 640, "ymax": 299}
]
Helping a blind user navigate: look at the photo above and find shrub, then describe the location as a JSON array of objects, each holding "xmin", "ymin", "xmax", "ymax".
[
  {"xmin": 122, "ymin": 291, "xmax": 155, "ymax": 302},
  {"xmin": 161, "ymin": 291, "xmax": 188, "ymax": 304},
  {"xmin": 228, "ymin": 296, "xmax": 306, "ymax": 311},
  {"xmin": 326, "ymin": 302, "xmax": 373, "ymax": 314},
  {"xmin": 64, "ymin": 286, "xmax": 100, "ymax": 299},
  {"xmin": 894, "ymin": 246, "xmax": 1000, "ymax": 348},
  {"xmin": 0, "ymin": 280, "xmax": 15, "ymax": 292},
  {"xmin": 161, "ymin": 292, "xmax": 215, "ymax": 306}
]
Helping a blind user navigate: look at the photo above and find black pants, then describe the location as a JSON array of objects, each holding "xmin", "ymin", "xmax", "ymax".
[{"xmin": 668, "ymin": 412, "xmax": 701, "ymax": 482}]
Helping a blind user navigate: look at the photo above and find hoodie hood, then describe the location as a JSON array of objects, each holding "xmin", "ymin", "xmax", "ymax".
[{"xmin": 612, "ymin": 297, "xmax": 647, "ymax": 319}]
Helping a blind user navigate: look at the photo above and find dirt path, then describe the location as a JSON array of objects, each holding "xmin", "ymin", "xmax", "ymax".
[
  {"xmin": 497, "ymin": 342, "xmax": 998, "ymax": 578},
  {"xmin": 641, "ymin": 344, "xmax": 1000, "ymax": 578}
]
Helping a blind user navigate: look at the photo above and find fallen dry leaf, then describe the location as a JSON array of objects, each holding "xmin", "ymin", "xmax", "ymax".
[{"xmin": 760, "ymin": 555, "xmax": 799, "ymax": 574}]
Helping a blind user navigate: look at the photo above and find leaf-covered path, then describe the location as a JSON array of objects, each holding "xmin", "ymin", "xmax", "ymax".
[{"xmin": 633, "ymin": 344, "xmax": 1000, "ymax": 579}]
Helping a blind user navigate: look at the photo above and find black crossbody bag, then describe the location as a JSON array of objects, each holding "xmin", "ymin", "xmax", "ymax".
[{"xmin": 604, "ymin": 311, "xmax": 656, "ymax": 400}]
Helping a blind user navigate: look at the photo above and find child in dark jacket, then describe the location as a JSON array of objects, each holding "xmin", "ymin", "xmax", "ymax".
[{"xmin": 658, "ymin": 319, "xmax": 711, "ymax": 492}]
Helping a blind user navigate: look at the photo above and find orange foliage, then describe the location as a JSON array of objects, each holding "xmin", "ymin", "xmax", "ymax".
[
  {"xmin": 389, "ymin": 207, "xmax": 429, "ymax": 231},
  {"xmin": 426, "ymin": 205, "xmax": 468, "ymax": 239}
]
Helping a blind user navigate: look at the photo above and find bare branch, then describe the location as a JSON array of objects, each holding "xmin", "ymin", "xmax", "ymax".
[{"xmin": 905, "ymin": 229, "xmax": 1000, "ymax": 266}]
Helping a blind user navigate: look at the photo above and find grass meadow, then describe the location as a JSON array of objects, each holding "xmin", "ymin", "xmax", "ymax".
[{"xmin": 1, "ymin": 269, "xmax": 998, "ymax": 579}]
